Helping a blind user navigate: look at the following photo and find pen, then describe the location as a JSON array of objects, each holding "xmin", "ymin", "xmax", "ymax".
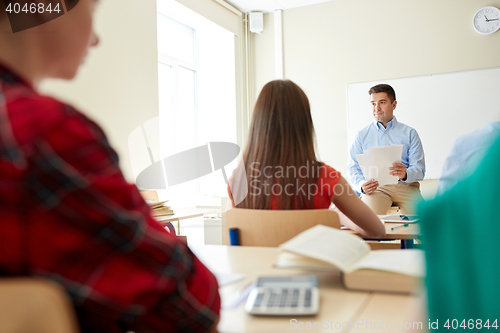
[
  {"xmin": 391, "ymin": 223, "xmax": 409, "ymax": 230},
  {"xmin": 400, "ymin": 215, "xmax": 418, "ymax": 220}
]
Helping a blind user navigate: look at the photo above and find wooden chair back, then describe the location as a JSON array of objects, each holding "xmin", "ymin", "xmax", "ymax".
[
  {"xmin": 223, "ymin": 208, "xmax": 340, "ymax": 247},
  {"xmin": 140, "ymin": 190, "xmax": 159, "ymax": 203},
  {"xmin": 0, "ymin": 278, "xmax": 79, "ymax": 333}
]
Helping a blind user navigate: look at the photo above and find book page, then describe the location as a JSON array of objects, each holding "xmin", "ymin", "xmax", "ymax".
[
  {"xmin": 279, "ymin": 225, "xmax": 370, "ymax": 272},
  {"xmin": 274, "ymin": 252, "xmax": 342, "ymax": 272},
  {"xmin": 350, "ymin": 249, "xmax": 425, "ymax": 276}
]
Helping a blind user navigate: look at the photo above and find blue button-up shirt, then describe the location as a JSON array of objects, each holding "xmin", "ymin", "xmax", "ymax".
[
  {"xmin": 436, "ymin": 122, "xmax": 500, "ymax": 196},
  {"xmin": 348, "ymin": 116, "xmax": 425, "ymax": 192}
]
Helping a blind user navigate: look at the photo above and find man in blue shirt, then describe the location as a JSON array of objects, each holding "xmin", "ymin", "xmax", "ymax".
[{"xmin": 348, "ymin": 84, "xmax": 425, "ymax": 215}]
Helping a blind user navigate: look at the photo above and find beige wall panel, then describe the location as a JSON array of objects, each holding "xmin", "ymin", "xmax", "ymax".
[
  {"xmin": 41, "ymin": 0, "xmax": 159, "ymax": 182},
  {"xmin": 253, "ymin": 13, "xmax": 276, "ymax": 102}
]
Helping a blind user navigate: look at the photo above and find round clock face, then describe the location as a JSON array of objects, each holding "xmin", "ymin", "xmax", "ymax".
[{"xmin": 473, "ymin": 6, "xmax": 500, "ymax": 35}]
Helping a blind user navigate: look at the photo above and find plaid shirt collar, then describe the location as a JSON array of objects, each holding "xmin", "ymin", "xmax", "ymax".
[{"xmin": 0, "ymin": 62, "xmax": 33, "ymax": 88}]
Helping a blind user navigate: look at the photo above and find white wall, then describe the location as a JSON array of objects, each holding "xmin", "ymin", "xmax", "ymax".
[
  {"xmin": 40, "ymin": 0, "xmax": 159, "ymax": 181},
  {"xmin": 40, "ymin": 0, "xmax": 242, "ymax": 184},
  {"xmin": 252, "ymin": 0, "xmax": 500, "ymax": 179},
  {"xmin": 175, "ymin": 0, "xmax": 240, "ymax": 35}
]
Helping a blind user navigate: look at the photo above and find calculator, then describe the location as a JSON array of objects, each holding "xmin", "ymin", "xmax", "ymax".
[{"xmin": 245, "ymin": 275, "xmax": 319, "ymax": 316}]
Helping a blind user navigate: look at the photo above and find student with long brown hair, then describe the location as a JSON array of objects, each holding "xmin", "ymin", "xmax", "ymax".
[{"xmin": 228, "ymin": 80, "xmax": 385, "ymax": 238}]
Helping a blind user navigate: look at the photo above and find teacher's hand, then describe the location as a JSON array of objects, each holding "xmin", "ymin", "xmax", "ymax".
[
  {"xmin": 390, "ymin": 163, "xmax": 407, "ymax": 180},
  {"xmin": 361, "ymin": 179, "xmax": 379, "ymax": 195}
]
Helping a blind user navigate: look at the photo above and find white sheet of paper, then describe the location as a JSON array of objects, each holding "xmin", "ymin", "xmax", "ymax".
[
  {"xmin": 356, "ymin": 154, "xmax": 367, "ymax": 178},
  {"xmin": 359, "ymin": 145, "xmax": 403, "ymax": 186},
  {"xmin": 221, "ymin": 282, "xmax": 256, "ymax": 309},
  {"xmin": 214, "ymin": 273, "xmax": 245, "ymax": 287}
]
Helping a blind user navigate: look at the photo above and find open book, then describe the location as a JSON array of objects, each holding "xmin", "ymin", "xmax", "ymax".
[{"xmin": 276, "ymin": 225, "xmax": 424, "ymax": 293}]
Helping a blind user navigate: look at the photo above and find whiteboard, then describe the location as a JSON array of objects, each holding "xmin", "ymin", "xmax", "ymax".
[{"xmin": 347, "ymin": 67, "xmax": 500, "ymax": 179}]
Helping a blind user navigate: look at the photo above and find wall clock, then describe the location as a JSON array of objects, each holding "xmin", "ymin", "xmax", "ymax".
[{"xmin": 473, "ymin": 6, "xmax": 500, "ymax": 35}]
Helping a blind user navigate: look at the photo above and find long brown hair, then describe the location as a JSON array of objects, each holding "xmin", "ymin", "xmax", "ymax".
[{"xmin": 231, "ymin": 80, "xmax": 321, "ymax": 210}]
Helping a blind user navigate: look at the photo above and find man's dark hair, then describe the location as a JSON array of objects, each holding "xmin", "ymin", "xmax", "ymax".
[{"xmin": 368, "ymin": 84, "xmax": 396, "ymax": 103}]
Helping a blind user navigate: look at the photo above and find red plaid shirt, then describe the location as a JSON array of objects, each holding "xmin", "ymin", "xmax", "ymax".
[{"xmin": 0, "ymin": 63, "xmax": 220, "ymax": 332}]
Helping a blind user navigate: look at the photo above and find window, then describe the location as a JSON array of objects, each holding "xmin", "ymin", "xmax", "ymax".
[{"xmin": 157, "ymin": 0, "xmax": 237, "ymax": 202}]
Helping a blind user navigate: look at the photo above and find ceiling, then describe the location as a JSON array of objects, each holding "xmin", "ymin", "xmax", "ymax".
[{"xmin": 224, "ymin": 0, "xmax": 335, "ymax": 13}]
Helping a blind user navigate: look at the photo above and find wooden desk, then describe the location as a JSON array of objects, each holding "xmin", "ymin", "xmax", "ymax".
[
  {"xmin": 154, "ymin": 212, "xmax": 204, "ymax": 235},
  {"xmin": 353, "ymin": 293, "xmax": 423, "ymax": 332},
  {"xmin": 155, "ymin": 212, "xmax": 204, "ymax": 224},
  {"xmin": 344, "ymin": 223, "xmax": 421, "ymax": 249},
  {"xmin": 382, "ymin": 223, "xmax": 421, "ymax": 240},
  {"xmin": 191, "ymin": 245, "xmax": 420, "ymax": 333},
  {"xmin": 196, "ymin": 205, "xmax": 221, "ymax": 210},
  {"xmin": 383, "ymin": 223, "xmax": 421, "ymax": 249},
  {"xmin": 344, "ymin": 223, "xmax": 420, "ymax": 240}
]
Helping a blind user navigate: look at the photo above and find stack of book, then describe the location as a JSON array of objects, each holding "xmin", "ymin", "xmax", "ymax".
[{"xmin": 149, "ymin": 200, "xmax": 174, "ymax": 217}]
